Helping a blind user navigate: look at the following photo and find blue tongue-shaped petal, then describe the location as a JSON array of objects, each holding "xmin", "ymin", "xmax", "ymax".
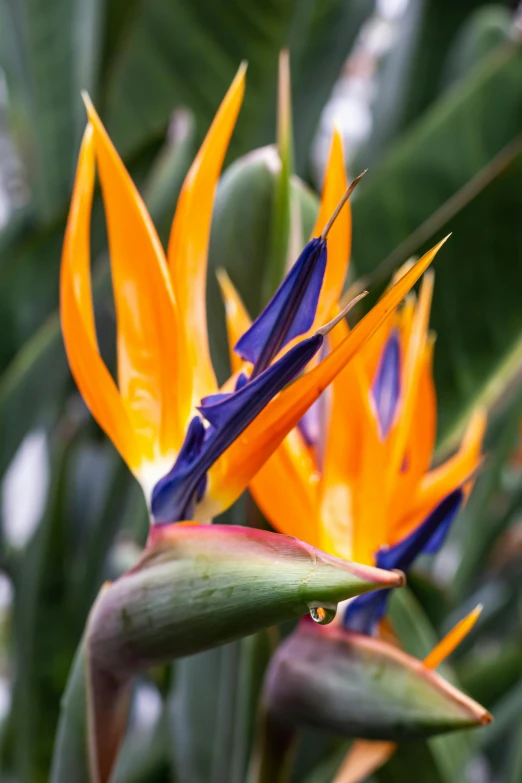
[
  {"xmin": 371, "ymin": 329, "xmax": 401, "ymax": 440},
  {"xmin": 150, "ymin": 333, "xmax": 323, "ymax": 524},
  {"xmin": 343, "ymin": 489, "xmax": 463, "ymax": 635},
  {"xmin": 234, "ymin": 171, "xmax": 366, "ymax": 378},
  {"xmin": 234, "ymin": 237, "xmax": 327, "ymax": 376}
]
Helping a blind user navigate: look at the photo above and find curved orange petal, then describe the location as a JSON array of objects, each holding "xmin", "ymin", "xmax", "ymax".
[
  {"xmin": 84, "ymin": 97, "xmax": 183, "ymax": 467},
  {"xmin": 333, "ymin": 741, "xmax": 396, "ymax": 783},
  {"xmin": 312, "ymin": 128, "xmax": 351, "ymax": 327},
  {"xmin": 61, "ymin": 126, "xmax": 136, "ymax": 470},
  {"xmin": 407, "ymin": 336, "xmax": 437, "ymax": 481},
  {"xmin": 424, "ymin": 605, "xmax": 483, "ymax": 670},
  {"xmin": 388, "ymin": 337, "xmax": 437, "ymax": 539},
  {"xmin": 216, "ymin": 268, "xmax": 252, "ymax": 375},
  {"xmin": 393, "ymin": 406, "xmax": 486, "ymax": 542},
  {"xmin": 203, "ymin": 238, "xmax": 448, "ymax": 517},
  {"xmin": 250, "ymin": 429, "xmax": 321, "ymax": 545},
  {"xmin": 168, "ymin": 65, "xmax": 246, "ymax": 409},
  {"xmin": 387, "ymin": 272, "xmax": 434, "ymax": 483},
  {"xmin": 319, "ymin": 318, "xmax": 375, "ymax": 561}
]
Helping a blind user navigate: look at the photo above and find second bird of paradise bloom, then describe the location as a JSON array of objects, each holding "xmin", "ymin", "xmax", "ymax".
[
  {"xmin": 61, "ymin": 63, "xmax": 447, "ymax": 534},
  {"xmin": 219, "ymin": 128, "xmax": 489, "ymax": 779}
]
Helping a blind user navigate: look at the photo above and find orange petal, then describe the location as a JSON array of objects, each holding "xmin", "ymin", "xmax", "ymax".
[
  {"xmin": 387, "ymin": 271, "xmax": 434, "ymax": 483},
  {"xmin": 205, "ymin": 238, "xmax": 448, "ymax": 516},
  {"xmin": 84, "ymin": 96, "xmax": 183, "ymax": 466},
  {"xmin": 319, "ymin": 318, "xmax": 377, "ymax": 561},
  {"xmin": 388, "ymin": 338, "xmax": 437, "ymax": 543},
  {"xmin": 395, "ymin": 406, "xmax": 487, "ymax": 539},
  {"xmin": 359, "ymin": 274, "xmax": 413, "ymax": 382},
  {"xmin": 424, "ymin": 605, "xmax": 483, "ymax": 670},
  {"xmin": 216, "ymin": 268, "xmax": 252, "ymax": 375},
  {"xmin": 249, "ymin": 429, "xmax": 321, "ymax": 545},
  {"xmin": 333, "ymin": 741, "xmax": 396, "ymax": 783},
  {"xmin": 61, "ymin": 126, "xmax": 135, "ymax": 470},
  {"xmin": 168, "ymin": 65, "xmax": 246, "ymax": 409},
  {"xmin": 407, "ymin": 336, "xmax": 437, "ymax": 480},
  {"xmin": 312, "ymin": 128, "xmax": 351, "ymax": 327}
]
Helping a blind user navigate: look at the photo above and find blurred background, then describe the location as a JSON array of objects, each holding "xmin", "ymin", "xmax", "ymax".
[{"xmin": 1, "ymin": 0, "xmax": 522, "ymax": 781}]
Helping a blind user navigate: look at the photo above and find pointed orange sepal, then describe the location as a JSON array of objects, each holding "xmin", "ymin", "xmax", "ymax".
[
  {"xmin": 333, "ymin": 740, "xmax": 396, "ymax": 783},
  {"xmin": 61, "ymin": 125, "xmax": 136, "ymax": 470},
  {"xmin": 216, "ymin": 268, "xmax": 252, "ymax": 375},
  {"xmin": 168, "ymin": 64, "xmax": 246, "ymax": 410},
  {"xmin": 395, "ymin": 406, "xmax": 487, "ymax": 540},
  {"xmin": 424, "ymin": 604, "xmax": 483, "ymax": 670},
  {"xmin": 312, "ymin": 128, "xmax": 351, "ymax": 327},
  {"xmin": 84, "ymin": 95, "xmax": 183, "ymax": 466}
]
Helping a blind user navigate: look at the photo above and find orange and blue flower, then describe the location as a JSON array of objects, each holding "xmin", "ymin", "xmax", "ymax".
[
  {"xmin": 61, "ymin": 65, "xmax": 443, "ymax": 528},
  {"xmin": 220, "ymin": 145, "xmax": 484, "ymax": 596},
  {"xmin": 218, "ymin": 130, "xmax": 487, "ymax": 778}
]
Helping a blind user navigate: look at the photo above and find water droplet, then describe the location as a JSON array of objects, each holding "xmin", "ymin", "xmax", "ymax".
[{"xmin": 309, "ymin": 605, "xmax": 337, "ymax": 625}]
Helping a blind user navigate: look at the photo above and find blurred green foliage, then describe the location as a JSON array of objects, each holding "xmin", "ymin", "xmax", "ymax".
[{"xmin": 0, "ymin": 0, "xmax": 522, "ymax": 781}]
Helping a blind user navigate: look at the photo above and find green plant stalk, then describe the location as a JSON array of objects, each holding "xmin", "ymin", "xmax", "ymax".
[{"xmin": 263, "ymin": 50, "xmax": 295, "ymax": 303}]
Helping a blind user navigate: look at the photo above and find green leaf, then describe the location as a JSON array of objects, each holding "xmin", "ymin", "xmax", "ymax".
[
  {"xmin": 441, "ymin": 5, "xmax": 513, "ymax": 91},
  {"xmin": 10, "ymin": 439, "xmax": 79, "ymax": 783},
  {"xmin": 49, "ymin": 634, "xmax": 89, "ymax": 783},
  {"xmin": 104, "ymin": 0, "xmax": 373, "ymax": 169},
  {"xmin": 170, "ymin": 631, "xmax": 274, "ymax": 783},
  {"xmin": 457, "ymin": 640, "xmax": 522, "ymax": 709},
  {"xmin": 289, "ymin": 0, "xmax": 374, "ymax": 172},
  {"xmin": 351, "ymin": 42, "xmax": 522, "ymax": 442},
  {"xmin": 264, "ymin": 50, "xmax": 295, "ymax": 303},
  {"xmin": 452, "ymin": 393, "xmax": 522, "ymax": 597},
  {"xmin": 0, "ymin": 0, "xmax": 102, "ymax": 221}
]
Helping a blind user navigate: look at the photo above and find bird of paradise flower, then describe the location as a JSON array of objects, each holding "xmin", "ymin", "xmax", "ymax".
[
  {"xmin": 219, "ymin": 126, "xmax": 489, "ymax": 780},
  {"xmin": 61, "ymin": 64, "xmax": 445, "ymax": 533}
]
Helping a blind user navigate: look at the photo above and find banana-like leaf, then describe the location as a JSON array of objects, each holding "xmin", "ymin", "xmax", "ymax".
[
  {"xmin": 170, "ymin": 629, "xmax": 275, "ymax": 783},
  {"xmin": 352, "ymin": 41, "xmax": 522, "ymax": 445},
  {"xmin": 264, "ymin": 620, "xmax": 490, "ymax": 741},
  {"xmin": 0, "ymin": 0, "xmax": 102, "ymax": 221},
  {"xmin": 441, "ymin": 5, "xmax": 513, "ymax": 91},
  {"xmin": 104, "ymin": 0, "xmax": 372, "ymax": 166},
  {"xmin": 359, "ymin": 0, "xmax": 503, "ymax": 164},
  {"xmin": 49, "ymin": 635, "xmax": 89, "ymax": 783},
  {"xmin": 87, "ymin": 524, "xmax": 404, "ymax": 783}
]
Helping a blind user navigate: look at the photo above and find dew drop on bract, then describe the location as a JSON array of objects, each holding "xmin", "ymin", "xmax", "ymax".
[{"xmin": 309, "ymin": 605, "xmax": 337, "ymax": 625}]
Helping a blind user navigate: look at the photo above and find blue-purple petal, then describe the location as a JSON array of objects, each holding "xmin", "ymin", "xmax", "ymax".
[
  {"xmin": 376, "ymin": 488, "xmax": 463, "ymax": 572},
  {"xmin": 151, "ymin": 334, "xmax": 324, "ymax": 524},
  {"xmin": 298, "ymin": 401, "xmax": 322, "ymax": 448},
  {"xmin": 342, "ymin": 590, "xmax": 389, "ymax": 635},
  {"xmin": 343, "ymin": 489, "xmax": 463, "ymax": 634},
  {"xmin": 234, "ymin": 237, "xmax": 326, "ymax": 374},
  {"xmin": 198, "ymin": 335, "xmax": 322, "ymax": 430},
  {"xmin": 151, "ymin": 416, "xmax": 206, "ymax": 523},
  {"xmin": 371, "ymin": 329, "xmax": 401, "ymax": 440}
]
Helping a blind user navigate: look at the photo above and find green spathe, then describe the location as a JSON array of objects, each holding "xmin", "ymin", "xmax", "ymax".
[
  {"xmin": 264, "ymin": 620, "xmax": 491, "ymax": 741},
  {"xmin": 86, "ymin": 523, "xmax": 405, "ymax": 783}
]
